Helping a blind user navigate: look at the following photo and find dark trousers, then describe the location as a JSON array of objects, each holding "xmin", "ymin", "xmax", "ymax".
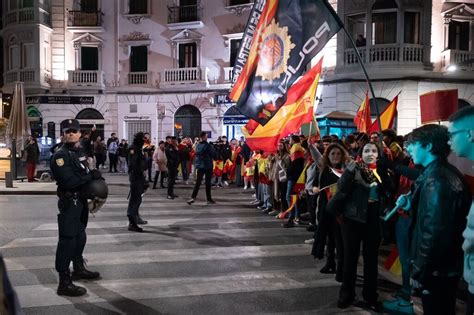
[
  {"xmin": 306, "ymin": 194, "xmax": 317, "ymax": 226},
  {"xmin": 340, "ymin": 203, "xmax": 381, "ymax": 303},
  {"xmin": 127, "ymin": 180, "xmax": 144, "ymax": 217},
  {"xmin": 279, "ymin": 181, "xmax": 288, "ymax": 211},
  {"xmin": 153, "ymin": 171, "xmax": 167, "ymax": 188},
  {"xmin": 167, "ymin": 167, "xmax": 177, "ymax": 197},
  {"xmin": 180, "ymin": 160, "xmax": 190, "ymax": 181},
  {"xmin": 108, "ymin": 153, "xmax": 118, "ymax": 172},
  {"xmin": 55, "ymin": 198, "xmax": 88, "ymax": 273},
  {"xmin": 467, "ymin": 291, "xmax": 474, "ymax": 315},
  {"xmin": 147, "ymin": 157, "xmax": 153, "ymax": 182},
  {"xmin": 191, "ymin": 168, "xmax": 212, "ymax": 201},
  {"xmin": 421, "ymin": 276, "xmax": 459, "ymax": 315}
]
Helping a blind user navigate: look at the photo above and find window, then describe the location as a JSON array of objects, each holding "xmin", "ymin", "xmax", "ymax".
[
  {"xmin": 346, "ymin": 13, "xmax": 366, "ymax": 48},
  {"xmin": 447, "ymin": 21, "xmax": 469, "ymax": 51},
  {"xmin": 130, "ymin": 46, "xmax": 148, "ymax": 72},
  {"xmin": 8, "ymin": 0, "xmax": 17, "ymax": 11},
  {"xmin": 179, "ymin": 0, "xmax": 198, "ymax": 22},
  {"xmin": 179, "ymin": 43, "xmax": 197, "ymax": 68},
  {"xmin": 9, "ymin": 46, "xmax": 19, "ymax": 70},
  {"xmin": 404, "ymin": 12, "xmax": 420, "ymax": 44},
  {"xmin": 228, "ymin": 0, "xmax": 252, "ymax": 5},
  {"xmin": 229, "ymin": 39, "xmax": 241, "ymax": 67},
  {"xmin": 20, "ymin": 0, "xmax": 34, "ymax": 8},
  {"xmin": 81, "ymin": 47, "xmax": 98, "ymax": 70},
  {"xmin": 74, "ymin": 0, "xmax": 98, "ymax": 11},
  {"xmin": 372, "ymin": 12, "xmax": 397, "ymax": 44},
  {"xmin": 129, "ymin": 0, "xmax": 147, "ymax": 14},
  {"xmin": 22, "ymin": 44, "xmax": 35, "ymax": 68}
]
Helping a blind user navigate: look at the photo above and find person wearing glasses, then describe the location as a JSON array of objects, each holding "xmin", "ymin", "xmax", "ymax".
[
  {"xmin": 448, "ymin": 106, "xmax": 474, "ymax": 315},
  {"xmin": 50, "ymin": 119, "xmax": 103, "ymax": 297},
  {"xmin": 397, "ymin": 124, "xmax": 470, "ymax": 315}
]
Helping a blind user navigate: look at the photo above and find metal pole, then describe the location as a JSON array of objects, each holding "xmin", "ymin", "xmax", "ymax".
[{"xmin": 340, "ymin": 26, "xmax": 383, "ymax": 134}]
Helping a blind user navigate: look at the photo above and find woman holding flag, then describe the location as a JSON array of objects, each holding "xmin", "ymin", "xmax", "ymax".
[
  {"xmin": 327, "ymin": 142, "xmax": 394, "ymax": 311},
  {"xmin": 311, "ymin": 143, "xmax": 349, "ymax": 283}
]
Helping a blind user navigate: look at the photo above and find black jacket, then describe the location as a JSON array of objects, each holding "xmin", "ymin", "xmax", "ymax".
[
  {"xmin": 328, "ymin": 163, "xmax": 394, "ymax": 223},
  {"xmin": 127, "ymin": 144, "xmax": 146, "ymax": 182},
  {"xmin": 165, "ymin": 145, "xmax": 180, "ymax": 169},
  {"xmin": 287, "ymin": 157, "xmax": 305, "ymax": 182},
  {"xmin": 409, "ymin": 159, "xmax": 470, "ymax": 282}
]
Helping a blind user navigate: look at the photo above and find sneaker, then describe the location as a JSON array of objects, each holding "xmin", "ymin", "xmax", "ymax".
[
  {"xmin": 187, "ymin": 198, "xmax": 195, "ymax": 205},
  {"xmin": 268, "ymin": 210, "xmax": 279, "ymax": 216},
  {"xmin": 167, "ymin": 195, "xmax": 174, "ymax": 200},
  {"xmin": 304, "ymin": 238, "xmax": 314, "ymax": 244},
  {"xmin": 382, "ymin": 297, "xmax": 414, "ymax": 314},
  {"xmin": 243, "ymin": 186, "xmax": 248, "ymax": 190},
  {"xmin": 251, "ymin": 193, "xmax": 256, "ymax": 198},
  {"xmin": 250, "ymin": 200, "xmax": 260, "ymax": 205},
  {"xmin": 251, "ymin": 185, "xmax": 255, "ymax": 189},
  {"xmin": 224, "ymin": 181, "xmax": 229, "ymax": 186},
  {"xmin": 256, "ymin": 206, "xmax": 266, "ymax": 210}
]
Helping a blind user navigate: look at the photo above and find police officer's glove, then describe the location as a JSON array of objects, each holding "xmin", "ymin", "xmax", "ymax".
[{"xmin": 90, "ymin": 169, "xmax": 103, "ymax": 180}]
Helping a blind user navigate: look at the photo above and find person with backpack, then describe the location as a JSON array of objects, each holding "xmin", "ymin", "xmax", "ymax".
[{"xmin": 108, "ymin": 137, "xmax": 119, "ymax": 173}]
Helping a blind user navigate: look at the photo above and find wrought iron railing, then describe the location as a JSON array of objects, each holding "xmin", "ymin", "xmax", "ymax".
[
  {"xmin": 67, "ymin": 10, "xmax": 103, "ymax": 27},
  {"xmin": 168, "ymin": 5, "xmax": 202, "ymax": 23}
]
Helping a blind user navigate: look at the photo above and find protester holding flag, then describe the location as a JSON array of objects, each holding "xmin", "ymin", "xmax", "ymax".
[
  {"xmin": 283, "ymin": 135, "xmax": 305, "ymax": 227},
  {"xmin": 270, "ymin": 141, "xmax": 291, "ymax": 216},
  {"xmin": 312, "ymin": 143, "xmax": 349, "ymax": 282},
  {"xmin": 328, "ymin": 142, "xmax": 394, "ymax": 310}
]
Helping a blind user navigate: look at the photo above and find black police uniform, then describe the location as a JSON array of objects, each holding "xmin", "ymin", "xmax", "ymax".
[
  {"xmin": 127, "ymin": 132, "xmax": 148, "ymax": 232},
  {"xmin": 50, "ymin": 119, "xmax": 100, "ymax": 297},
  {"xmin": 165, "ymin": 142, "xmax": 179, "ymax": 198}
]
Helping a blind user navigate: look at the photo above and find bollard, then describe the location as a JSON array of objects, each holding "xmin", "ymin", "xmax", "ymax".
[{"xmin": 5, "ymin": 172, "xmax": 13, "ymax": 188}]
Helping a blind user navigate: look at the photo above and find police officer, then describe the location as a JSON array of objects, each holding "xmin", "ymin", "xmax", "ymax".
[
  {"xmin": 127, "ymin": 132, "xmax": 148, "ymax": 232},
  {"xmin": 50, "ymin": 119, "xmax": 102, "ymax": 297},
  {"xmin": 165, "ymin": 136, "xmax": 180, "ymax": 199}
]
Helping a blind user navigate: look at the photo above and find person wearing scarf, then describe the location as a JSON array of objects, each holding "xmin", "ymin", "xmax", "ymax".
[
  {"xmin": 328, "ymin": 142, "xmax": 394, "ymax": 311},
  {"xmin": 311, "ymin": 143, "xmax": 349, "ymax": 283}
]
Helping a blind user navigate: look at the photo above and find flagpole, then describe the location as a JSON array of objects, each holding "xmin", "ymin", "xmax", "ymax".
[{"xmin": 323, "ymin": 0, "xmax": 383, "ymax": 136}]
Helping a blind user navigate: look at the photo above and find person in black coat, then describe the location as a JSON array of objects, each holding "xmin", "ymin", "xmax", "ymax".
[
  {"xmin": 127, "ymin": 132, "xmax": 148, "ymax": 232},
  {"xmin": 165, "ymin": 136, "xmax": 180, "ymax": 199},
  {"xmin": 328, "ymin": 142, "xmax": 394, "ymax": 311}
]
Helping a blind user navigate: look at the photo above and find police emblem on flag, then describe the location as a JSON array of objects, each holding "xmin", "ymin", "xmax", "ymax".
[{"xmin": 256, "ymin": 20, "xmax": 295, "ymax": 83}]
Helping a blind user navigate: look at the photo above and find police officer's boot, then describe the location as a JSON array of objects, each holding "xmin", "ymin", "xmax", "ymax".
[
  {"xmin": 72, "ymin": 259, "xmax": 101, "ymax": 280},
  {"xmin": 136, "ymin": 215, "xmax": 148, "ymax": 225},
  {"xmin": 57, "ymin": 272, "xmax": 87, "ymax": 297},
  {"xmin": 128, "ymin": 215, "xmax": 143, "ymax": 232}
]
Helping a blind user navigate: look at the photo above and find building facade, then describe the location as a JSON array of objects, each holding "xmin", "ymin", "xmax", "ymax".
[{"xmin": 0, "ymin": 0, "xmax": 473, "ymax": 141}]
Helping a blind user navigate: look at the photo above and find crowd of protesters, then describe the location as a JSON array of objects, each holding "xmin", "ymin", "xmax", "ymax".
[{"xmin": 38, "ymin": 105, "xmax": 473, "ymax": 314}]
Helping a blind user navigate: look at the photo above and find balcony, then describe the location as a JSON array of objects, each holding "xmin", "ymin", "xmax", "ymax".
[
  {"xmin": 167, "ymin": 5, "xmax": 204, "ymax": 30},
  {"xmin": 344, "ymin": 44, "xmax": 424, "ymax": 65},
  {"xmin": 224, "ymin": 67, "xmax": 234, "ymax": 82},
  {"xmin": 67, "ymin": 10, "xmax": 104, "ymax": 32},
  {"xmin": 161, "ymin": 67, "xmax": 208, "ymax": 88},
  {"xmin": 225, "ymin": 0, "xmax": 254, "ymax": 15},
  {"xmin": 127, "ymin": 72, "xmax": 154, "ymax": 87},
  {"xmin": 441, "ymin": 49, "xmax": 474, "ymax": 72},
  {"xmin": 5, "ymin": 70, "xmax": 36, "ymax": 84},
  {"xmin": 67, "ymin": 70, "xmax": 105, "ymax": 89},
  {"xmin": 3, "ymin": 7, "xmax": 51, "ymax": 28}
]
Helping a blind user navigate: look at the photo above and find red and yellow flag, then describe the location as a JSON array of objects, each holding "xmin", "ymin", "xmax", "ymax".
[
  {"xmin": 368, "ymin": 95, "xmax": 398, "ymax": 133},
  {"xmin": 242, "ymin": 58, "xmax": 323, "ymax": 152},
  {"xmin": 384, "ymin": 246, "xmax": 402, "ymax": 276},
  {"xmin": 354, "ymin": 91, "xmax": 371, "ymax": 132},
  {"xmin": 278, "ymin": 195, "xmax": 298, "ymax": 219},
  {"xmin": 293, "ymin": 162, "xmax": 310, "ymax": 193}
]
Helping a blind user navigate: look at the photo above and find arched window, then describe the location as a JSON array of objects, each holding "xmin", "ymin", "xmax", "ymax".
[
  {"xmin": 76, "ymin": 108, "xmax": 104, "ymax": 119},
  {"xmin": 174, "ymin": 105, "xmax": 201, "ymax": 138},
  {"xmin": 372, "ymin": 0, "xmax": 398, "ymax": 45}
]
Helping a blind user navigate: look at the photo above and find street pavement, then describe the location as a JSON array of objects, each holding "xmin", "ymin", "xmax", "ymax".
[{"xmin": 0, "ymin": 173, "xmax": 462, "ymax": 314}]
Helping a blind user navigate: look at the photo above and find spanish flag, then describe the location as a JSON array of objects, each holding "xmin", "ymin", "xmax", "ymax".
[
  {"xmin": 293, "ymin": 162, "xmax": 310, "ymax": 193},
  {"xmin": 368, "ymin": 95, "xmax": 399, "ymax": 133},
  {"xmin": 354, "ymin": 91, "xmax": 371, "ymax": 132},
  {"xmin": 242, "ymin": 58, "xmax": 323, "ymax": 153},
  {"xmin": 384, "ymin": 246, "xmax": 402, "ymax": 276},
  {"xmin": 278, "ymin": 195, "xmax": 298, "ymax": 219}
]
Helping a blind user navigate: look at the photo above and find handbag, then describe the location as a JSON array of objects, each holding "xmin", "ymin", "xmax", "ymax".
[{"xmin": 278, "ymin": 161, "xmax": 287, "ymax": 182}]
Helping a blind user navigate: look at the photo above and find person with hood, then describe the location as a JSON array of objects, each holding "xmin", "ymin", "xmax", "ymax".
[{"xmin": 127, "ymin": 132, "xmax": 148, "ymax": 232}]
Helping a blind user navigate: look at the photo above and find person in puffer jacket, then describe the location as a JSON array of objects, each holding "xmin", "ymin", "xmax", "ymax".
[{"xmin": 448, "ymin": 106, "xmax": 474, "ymax": 315}]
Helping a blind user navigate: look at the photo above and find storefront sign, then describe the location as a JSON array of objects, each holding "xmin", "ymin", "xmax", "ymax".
[
  {"xmin": 123, "ymin": 116, "xmax": 151, "ymax": 120},
  {"xmin": 223, "ymin": 116, "xmax": 249, "ymax": 125},
  {"xmin": 26, "ymin": 96, "xmax": 94, "ymax": 105},
  {"xmin": 215, "ymin": 94, "xmax": 235, "ymax": 105}
]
